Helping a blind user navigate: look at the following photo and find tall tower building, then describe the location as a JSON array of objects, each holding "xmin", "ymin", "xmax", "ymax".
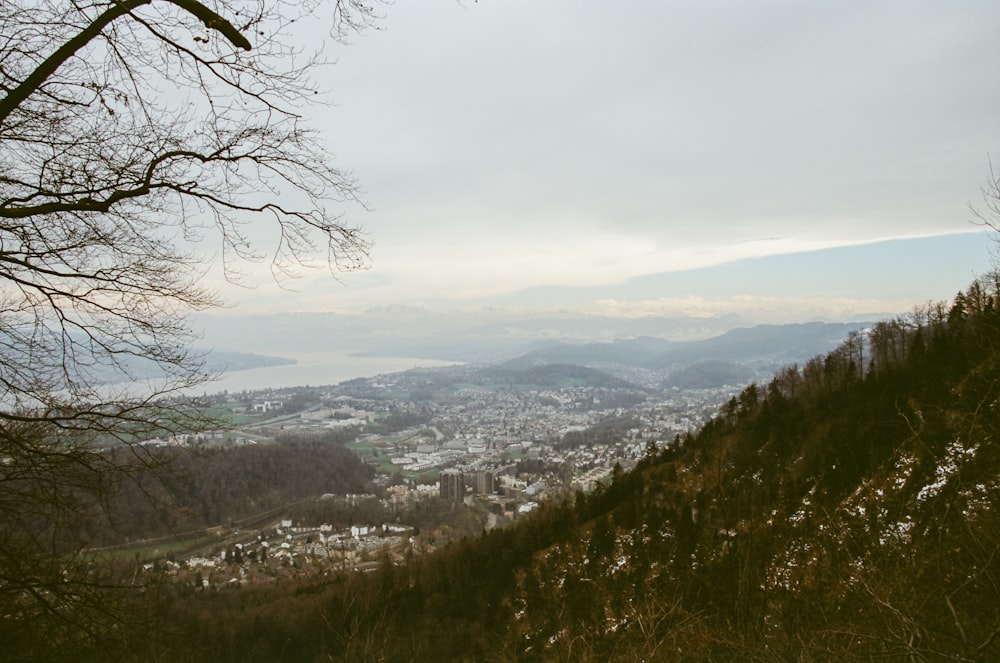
[
  {"xmin": 439, "ymin": 468, "xmax": 465, "ymax": 502},
  {"xmin": 476, "ymin": 470, "xmax": 495, "ymax": 495}
]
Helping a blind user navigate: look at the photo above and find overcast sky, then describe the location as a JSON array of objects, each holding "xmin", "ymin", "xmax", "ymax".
[{"xmin": 221, "ymin": 1, "xmax": 1000, "ymax": 322}]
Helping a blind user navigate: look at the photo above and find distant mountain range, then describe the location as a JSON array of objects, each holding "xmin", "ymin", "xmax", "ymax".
[
  {"xmin": 498, "ymin": 321, "xmax": 871, "ymax": 388},
  {"xmin": 194, "ymin": 232, "xmax": 993, "ymax": 367},
  {"xmin": 192, "ymin": 320, "xmax": 872, "ymax": 392}
]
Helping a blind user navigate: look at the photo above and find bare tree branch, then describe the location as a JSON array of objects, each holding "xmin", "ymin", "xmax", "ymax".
[{"xmin": 0, "ymin": 0, "xmax": 385, "ymax": 655}]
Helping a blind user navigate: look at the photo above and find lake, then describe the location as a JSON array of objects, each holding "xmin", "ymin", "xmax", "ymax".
[{"xmin": 195, "ymin": 353, "xmax": 459, "ymax": 395}]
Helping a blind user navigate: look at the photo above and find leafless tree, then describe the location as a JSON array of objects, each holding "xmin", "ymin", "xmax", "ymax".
[
  {"xmin": 0, "ymin": 0, "xmax": 381, "ymax": 655},
  {"xmin": 973, "ymin": 160, "xmax": 1000, "ymax": 262}
]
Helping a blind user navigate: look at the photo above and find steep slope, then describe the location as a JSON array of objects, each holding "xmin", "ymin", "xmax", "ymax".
[{"xmin": 503, "ymin": 276, "xmax": 1000, "ymax": 661}]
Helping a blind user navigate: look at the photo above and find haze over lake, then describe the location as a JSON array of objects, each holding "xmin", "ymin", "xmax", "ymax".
[{"xmin": 200, "ymin": 353, "xmax": 458, "ymax": 395}]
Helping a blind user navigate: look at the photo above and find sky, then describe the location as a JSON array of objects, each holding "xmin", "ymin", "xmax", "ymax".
[{"xmin": 215, "ymin": 1, "xmax": 1000, "ymax": 325}]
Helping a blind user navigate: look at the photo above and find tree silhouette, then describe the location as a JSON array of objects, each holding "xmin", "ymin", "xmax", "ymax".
[{"xmin": 0, "ymin": 0, "xmax": 382, "ymax": 655}]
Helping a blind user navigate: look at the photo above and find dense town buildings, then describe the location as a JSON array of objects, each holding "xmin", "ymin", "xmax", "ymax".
[
  {"xmin": 162, "ymin": 364, "xmax": 742, "ymax": 579},
  {"xmin": 216, "ymin": 364, "xmax": 738, "ymax": 506}
]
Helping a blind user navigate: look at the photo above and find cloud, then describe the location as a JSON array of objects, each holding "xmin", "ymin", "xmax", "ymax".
[
  {"xmin": 224, "ymin": 2, "xmax": 1000, "ymax": 314},
  {"xmin": 591, "ymin": 294, "xmax": 908, "ymax": 324}
]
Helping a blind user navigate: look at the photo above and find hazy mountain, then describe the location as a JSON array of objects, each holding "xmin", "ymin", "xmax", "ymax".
[
  {"xmin": 194, "ymin": 308, "xmax": 740, "ymax": 363},
  {"xmin": 662, "ymin": 359, "xmax": 756, "ymax": 389},
  {"xmin": 649, "ymin": 321, "xmax": 871, "ymax": 367},
  {"xmin": 193, "ymin": 233, "xmax": 993, "ymax": 366},
  {"xmin": 483, "ymin": 363, "xmax": 643, "ymax": 391},
  {"xmin": 201, "ymin": 350, "xmax": 295, "ymax": 373},
  {"xmin": 499, "ymin": 336, "xmax": 678, "ymax": 370},
  {"xmin": 501, "ymin": 322, "xmax": 871, "ymax": 373}
]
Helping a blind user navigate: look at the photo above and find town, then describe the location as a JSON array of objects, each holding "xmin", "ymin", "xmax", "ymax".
[{"xmin": 149, "ymin": 362, "xmax": 744, "ymax": 587}]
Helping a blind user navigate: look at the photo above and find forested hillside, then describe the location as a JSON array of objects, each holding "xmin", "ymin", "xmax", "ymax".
[
  {"xmin": 82, "ymin": 431, "xmax": 373, "ymax": 547},
  {"xmin": 18, "ymin": 273, "xmax": 1000, "ymax": 662}
]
